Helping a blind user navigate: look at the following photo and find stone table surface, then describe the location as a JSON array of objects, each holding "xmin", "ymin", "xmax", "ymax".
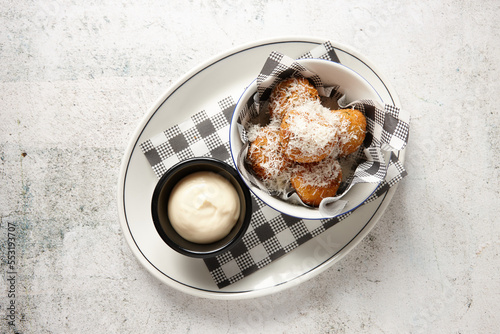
[{"xmin": 1, "ymin": 1, "xmax": 499, "ymax": 333}]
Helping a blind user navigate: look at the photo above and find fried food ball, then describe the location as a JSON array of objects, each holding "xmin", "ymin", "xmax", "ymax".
[
  {"xmin": 332, "ymin": 109, "xmax": 367, "ymax": 156},
  {"xmin": 247, "ymin": 125, "xmax": 293, "ymax": 182},
  {"xmin": 268, "ymin": 77, "xmax": 320, "ymax": 121},
  {"xmin": 290, "ymin": 156, "xmax": 343, "ymax": 207},
  {"xmin": 279, "ymin": 101, "xmax": 337, "ymax": 163}
]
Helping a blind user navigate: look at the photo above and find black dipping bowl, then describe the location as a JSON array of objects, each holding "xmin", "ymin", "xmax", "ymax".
[{"xmin": 151, "ymin": 157, "xmax": 252, "ymax": 258}]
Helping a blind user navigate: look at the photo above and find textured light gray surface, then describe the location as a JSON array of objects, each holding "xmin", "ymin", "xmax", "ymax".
[{"xmin": 1, "ymin": 1, "xmax": 499, "ymax": 333}]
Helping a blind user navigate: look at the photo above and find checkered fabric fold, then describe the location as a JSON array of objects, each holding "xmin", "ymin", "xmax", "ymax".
[
  {"xmin": 141, "ymin": 97, "xmax": 235, "ymax": 177},
  {"xmin": 140, "ymin": 41, "xmax": 410, "ymax": 288}
]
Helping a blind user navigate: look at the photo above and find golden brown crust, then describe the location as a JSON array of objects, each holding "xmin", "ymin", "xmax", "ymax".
[
  {"xmin": 279, "ymin": 105, "xmax": 337, "ymax": 163},
  {"xmin": 290, "ymin": 157, "xmax": 342, "ymax": 207},
  {"xmin": 332, "ymin": 109, "xmax": 367, "ymax": 156},
  {"xmin": 246, "ymin": 79, "xmax": 366, "ymax": 205},
  {"xmin": 268, "ymin": 77, "xmax": 320, "ymax": 121},
  {"xmin": 247, "ymin": 126, "xmax": 292, "ymax": 181}
]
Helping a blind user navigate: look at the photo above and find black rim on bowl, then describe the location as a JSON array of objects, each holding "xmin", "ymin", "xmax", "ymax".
[{"xmin": 151, "ymin": 157, "xmax": 252, "ymax": 258}]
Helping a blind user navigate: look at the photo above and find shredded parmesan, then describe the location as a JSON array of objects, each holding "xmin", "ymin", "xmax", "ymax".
[
  {"xmin": 246, "ymin": 124, "xmax": 263, "ymax": 142},
  {"xmin": 281, "ymin": 101, "xmax": 338, "ymax": 161},
  {"xmin": 294, "ymin": 157, "xmax": 342, "ymax": 188},
  {"xmin": 247, "ymin": 125, "xmax": 292, "ymax": 191},
  {"xmin": 269, "ymin": 77, "xmax": 319, "ymax": 121},
  {"xmin": 244, "ymin": 78, "xmax": 366, "ymax": 203}
]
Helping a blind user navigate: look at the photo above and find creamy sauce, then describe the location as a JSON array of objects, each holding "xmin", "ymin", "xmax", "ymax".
[{"xmin": 167, "ymin": 171, "xmax": 240, "ymax": 244}]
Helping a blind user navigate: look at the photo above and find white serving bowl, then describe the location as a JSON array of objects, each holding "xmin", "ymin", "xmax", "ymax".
[{"xmin": 229, "ymin": 58, "xmax": 384, "ymax": 219}]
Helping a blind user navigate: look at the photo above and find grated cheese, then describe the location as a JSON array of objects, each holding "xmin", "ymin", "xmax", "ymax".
[
  {"xmin": 269, "ymin": 77, "xmax": 319, "ymax": 121},
  {"xmin": 294, "ymin": 156, "xmax": 342, "ymax": 189},
  {"xmin": 281, "ymin": 101, "xmax": 339, "ymax": 162},
  {"xmin": 247, "ymin": 125, "xmax": 292, "ymax": 191},
  {"xmin": 245, "ymin": 78, "xmax": 366, "ymax": 203}
]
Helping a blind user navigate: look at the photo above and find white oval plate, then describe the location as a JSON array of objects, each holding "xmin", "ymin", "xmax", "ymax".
[{"xmin": 117, "ymin": 37, "xmax": 404, "ymax": 300}]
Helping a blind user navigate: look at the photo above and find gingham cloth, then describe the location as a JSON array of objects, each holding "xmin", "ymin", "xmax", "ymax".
[{"xmin": 140, "ymin": 42, "xmax": 410, "ymax": 288}]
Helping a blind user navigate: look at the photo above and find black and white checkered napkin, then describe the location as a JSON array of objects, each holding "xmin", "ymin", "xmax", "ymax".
[
  {"xmin": 140, "ymin": 41, "xmax": 410, "ymax": 288},
  {"xmin": 141, "ymin": 97, "xmax": 236, "ymax": 177}
]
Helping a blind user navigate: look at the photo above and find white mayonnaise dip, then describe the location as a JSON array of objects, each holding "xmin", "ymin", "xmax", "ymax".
[{"xmin": 168, "ymin": 171, "xmax": 240, "ymax": 244}]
